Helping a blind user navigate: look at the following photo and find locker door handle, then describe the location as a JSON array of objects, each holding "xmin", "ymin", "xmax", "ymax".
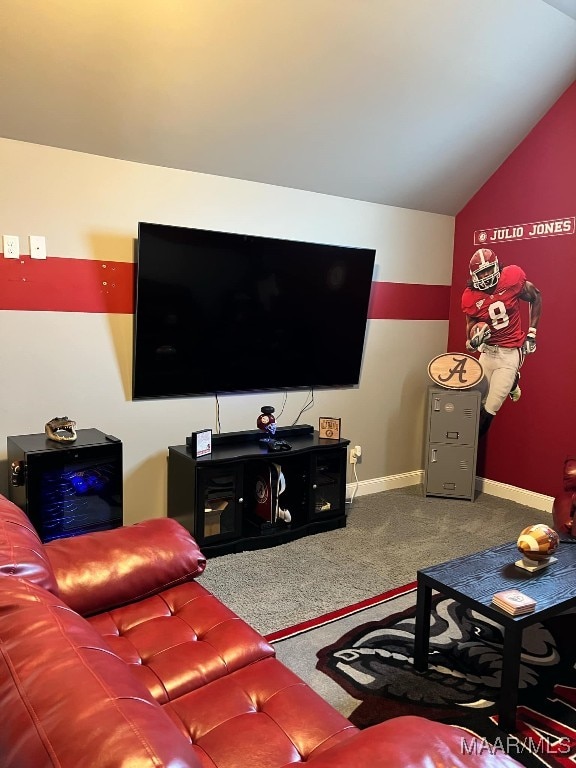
[
  {"xmin": 431, "ymin": 449, "xmax": 437, "ymax": 463},
  {"xmin": 446, "ymin": 431, "xmax": 459, "ymax": 440},
  {"xmin": 433, "ymin": 398, "xmax": 441, "ymax": 412}
]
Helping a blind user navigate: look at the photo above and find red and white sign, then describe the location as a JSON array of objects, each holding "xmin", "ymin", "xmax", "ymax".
[{"xmin": 474, "ymin": 216, "xmax": 575, "ymax": 245}]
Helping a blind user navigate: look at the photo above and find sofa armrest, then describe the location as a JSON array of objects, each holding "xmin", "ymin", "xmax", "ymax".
[
  {"xmin": 304, "ymin": 716, "xmax": 522, "ymax": 767},
  {"xmin": 0, "ymin": 494, "xmax": 58, "ymax": 594},
  {"xmin": 45, "ymin": 518, "xmax": 207, "ymax": 616}
]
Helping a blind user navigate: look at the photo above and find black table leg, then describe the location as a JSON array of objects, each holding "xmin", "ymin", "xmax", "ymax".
[
  {"xmin": 498, "ymin": 623, "xmax": 523, "ymax": 733},
  {"xmin": 413, "ymin": 578, "xmax": 432, "ymax": 671}
]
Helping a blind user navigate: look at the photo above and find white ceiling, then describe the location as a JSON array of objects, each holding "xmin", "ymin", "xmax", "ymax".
[{"xmin": 1, "ymin": 0, "xmax": 575, "ymax": 215}]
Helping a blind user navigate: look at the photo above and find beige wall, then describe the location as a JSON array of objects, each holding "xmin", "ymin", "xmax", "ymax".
[{"xmin": 0, "ymin": 138, "xmax": 454, "ymax": 522}]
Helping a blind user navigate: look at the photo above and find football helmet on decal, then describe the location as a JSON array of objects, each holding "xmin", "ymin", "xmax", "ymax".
[{"xmin": 469, "ymin": 248, "xmax": 500, "ymax": 290}]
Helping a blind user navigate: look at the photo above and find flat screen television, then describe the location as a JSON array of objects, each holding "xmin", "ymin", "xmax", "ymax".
[{"xmin": 133, "ymin": 222, "xmax": 376, "ymax": 399}]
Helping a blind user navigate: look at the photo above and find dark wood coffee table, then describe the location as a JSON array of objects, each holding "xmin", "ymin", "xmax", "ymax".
[{"xmin": 413, "ymin": 539, "xmax": 576, "ymax": 732}]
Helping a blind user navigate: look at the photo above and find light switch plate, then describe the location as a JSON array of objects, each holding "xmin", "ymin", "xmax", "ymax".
[{"xmin": 29, "ymin": 235, "xmax": 47, "ymax": 260}]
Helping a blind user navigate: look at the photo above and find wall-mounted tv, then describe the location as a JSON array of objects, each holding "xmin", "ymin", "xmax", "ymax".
[{"xmin": 133, "ymin": 222, "xmax": 376, "ymax": 399}]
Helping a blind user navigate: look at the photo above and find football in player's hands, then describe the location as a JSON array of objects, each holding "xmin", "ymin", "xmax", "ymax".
[{"xmin": 468, "ymin": 321, "xmax": 491, "ymax": 349}]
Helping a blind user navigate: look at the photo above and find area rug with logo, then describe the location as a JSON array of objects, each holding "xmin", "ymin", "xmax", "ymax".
[{"xmin": 266, "ymin": 583, "xmax": 576, "ymax": 768}]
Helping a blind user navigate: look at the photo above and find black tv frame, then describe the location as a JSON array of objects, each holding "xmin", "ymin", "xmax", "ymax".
[{"xmin": 132, "ymin": 222, "xmax": 375, "ymax": 400}]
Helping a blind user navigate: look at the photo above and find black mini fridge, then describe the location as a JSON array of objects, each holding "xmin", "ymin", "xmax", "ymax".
[{"xmin": 7, "ymin": 428, "xmax": 123, "ymax": 542}]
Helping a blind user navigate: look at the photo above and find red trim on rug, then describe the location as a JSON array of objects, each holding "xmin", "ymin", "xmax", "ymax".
[
  {"xmin": 368, "ymin": 282, "xmax": 450, "ymax": 320},
  {"xmin": 265, "ymin": 581, "xmax": 417, "ymax": 643}
]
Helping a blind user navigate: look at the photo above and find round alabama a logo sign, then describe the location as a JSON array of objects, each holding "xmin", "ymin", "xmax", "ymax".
[{"xmin": 427, "ymin": 353, "xmax": 484, "ymax": 390}]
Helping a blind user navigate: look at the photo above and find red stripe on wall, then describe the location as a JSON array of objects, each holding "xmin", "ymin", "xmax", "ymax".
[
  {"xmin": 368, "ymin": 281, "xmax": 450, "ymax": 320},
  {"xmin": 0, "ymin": 257, "xmax": 134, "ymax": 313},
  {"xmin": 0, "ymin": 256, "xmax": 450, "ymax": 320}
]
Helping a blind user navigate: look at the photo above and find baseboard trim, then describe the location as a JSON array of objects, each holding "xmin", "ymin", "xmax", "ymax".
[
  {"xmin": 347, "ymin": 470, "xmax": 554, "ymax": 513},
  {"xmin": 475, "ymin": 476, "xmax": 554, "ymax": 513},
  {"xmin": 347, "ymin": 470, "xmax": 423, "ymax": 499}
]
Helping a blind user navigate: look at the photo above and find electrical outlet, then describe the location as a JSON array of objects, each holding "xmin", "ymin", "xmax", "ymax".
[
  {"xmin": 3, "ymin": 235, "xmax": 19, "ymax": 259},
  {"xmin": 29, "ymin": 235, "xmax": 47, "ymax": 260},
  {"xmin": 350, "ymin": 445, "xmax": 362, "ymax": 464}
]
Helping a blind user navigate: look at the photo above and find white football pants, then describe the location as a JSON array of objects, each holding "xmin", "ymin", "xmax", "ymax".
[{"xmin": 478, "ymin": 345, "xmax": 522, "ymax": 415}]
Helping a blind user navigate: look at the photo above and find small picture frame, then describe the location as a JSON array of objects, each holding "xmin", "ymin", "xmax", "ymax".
[
  {"xmin": 189, "ymin": 428, "xmax": 212, "ymax": 457},
  {"xmin": 319, "ymin": 417, "xmax": 341, "ymax": 440}
]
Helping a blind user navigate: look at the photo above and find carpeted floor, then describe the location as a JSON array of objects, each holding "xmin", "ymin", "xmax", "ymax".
[
  {"xmin": 199, "ymin": 485, "xmax": 552, "ymax": 635},
  {"xmin": 269, "ymin": 584, "xmax": 576, "ymax": 768}
]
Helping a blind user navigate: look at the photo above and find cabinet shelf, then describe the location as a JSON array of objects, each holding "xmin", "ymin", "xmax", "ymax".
[
  {"xmin": 316, "ymin": 474, "xmax": 339, "ymax": 486},
  {"xmin": 168, "ymin": 427, "xmax": 349, "ymax": 556}
]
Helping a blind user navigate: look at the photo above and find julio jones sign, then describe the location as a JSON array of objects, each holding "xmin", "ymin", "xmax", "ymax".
[{"xmin": 474, "ymin": 216, "xmax": 575, "ymax": 245}]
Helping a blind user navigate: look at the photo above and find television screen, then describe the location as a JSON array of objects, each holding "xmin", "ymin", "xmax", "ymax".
[{"xmin": 133, "ymin": 222, "xmax": 375, "ymax": 399}]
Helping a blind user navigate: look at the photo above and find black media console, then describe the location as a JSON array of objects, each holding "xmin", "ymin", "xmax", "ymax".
[{"xmin": 167, "ymin": 425, "xmax": 350, "ymax": 556}]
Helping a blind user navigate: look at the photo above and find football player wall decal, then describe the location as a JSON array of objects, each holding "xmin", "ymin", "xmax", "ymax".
[{"xmin": 461, "ymin": 248, "xmax": 542, "ymax": 437}]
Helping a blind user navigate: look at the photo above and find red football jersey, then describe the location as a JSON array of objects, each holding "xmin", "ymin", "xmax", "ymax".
[{"xmin": 461, "ymin": 265, "xmax": 527, "ymax": 348}]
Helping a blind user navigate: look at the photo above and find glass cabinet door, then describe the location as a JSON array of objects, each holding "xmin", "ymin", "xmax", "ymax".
[
  {"xmin": 310, "ymin": 450, "xmax": 345, "ymax": 519},
  {"xmin": 197, "ymin": 465, "xmax": 243, "ymax": 542}
]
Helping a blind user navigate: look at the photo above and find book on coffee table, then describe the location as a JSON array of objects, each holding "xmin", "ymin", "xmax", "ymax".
[{"xmin": 492, "ymin": 589, "xmax": 536, "ymax": 615}]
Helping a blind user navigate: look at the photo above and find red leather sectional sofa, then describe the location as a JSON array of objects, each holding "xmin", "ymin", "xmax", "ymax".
[{"xmin": 0, "ymin": 493, "xmax": 521, "ymax": 768}]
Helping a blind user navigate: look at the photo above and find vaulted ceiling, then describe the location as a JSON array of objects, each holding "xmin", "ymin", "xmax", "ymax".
[{"xmin": 1, "ymin": 0, "xmax": 575, "ymax": 215}]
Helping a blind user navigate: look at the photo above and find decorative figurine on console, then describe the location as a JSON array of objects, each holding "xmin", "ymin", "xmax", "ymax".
[
  {"xmin": 516, "ymin": 523, "xmax": 560, "ymax": 572},
  {"xmin": 256, "ymin": 406, "xmax": 291, "ymax": 452},
  {"xmin": 257, "ymin": 405, "xmax": 277, "ymax": 438}
]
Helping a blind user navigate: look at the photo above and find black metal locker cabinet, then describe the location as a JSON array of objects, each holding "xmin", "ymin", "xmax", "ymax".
[{"xmin": 424, "ymin": 387, "xmax": 481, "ymax": 500}]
